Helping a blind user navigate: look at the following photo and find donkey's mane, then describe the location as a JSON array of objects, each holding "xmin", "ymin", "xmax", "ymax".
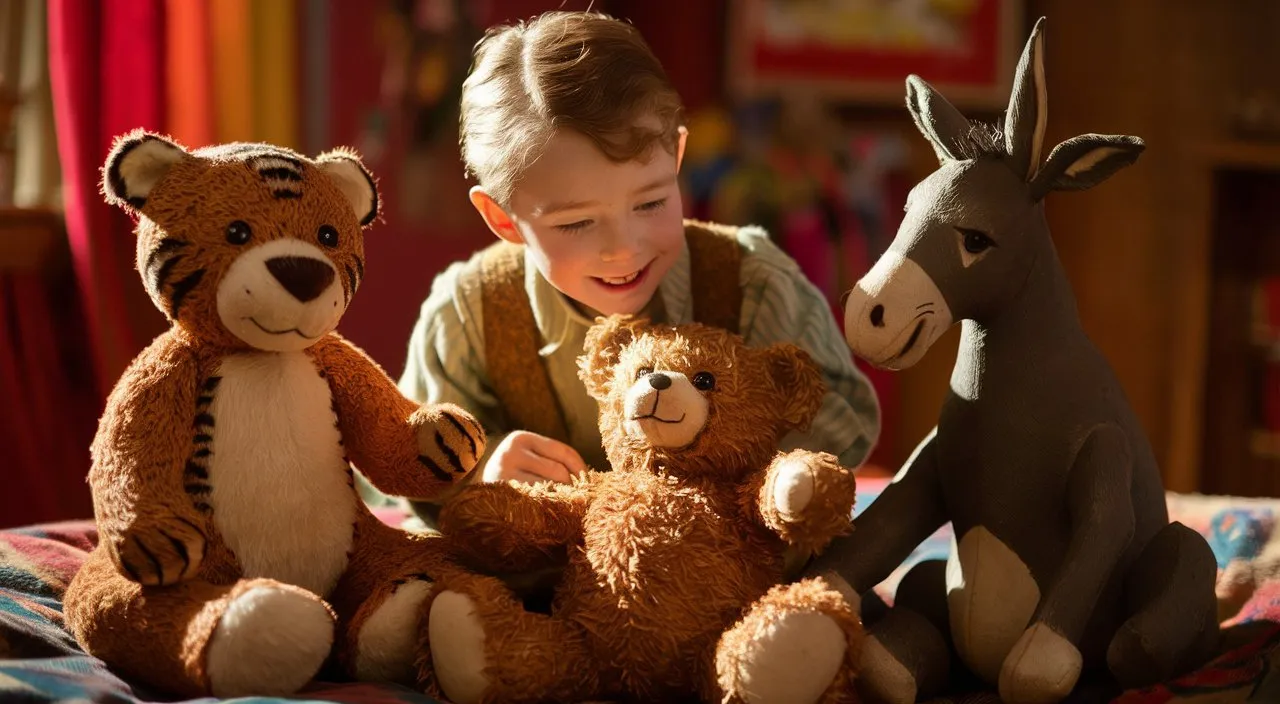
[{"xmin": 949, "ymin": 120, "xmax": 1007, "ymax": 162}]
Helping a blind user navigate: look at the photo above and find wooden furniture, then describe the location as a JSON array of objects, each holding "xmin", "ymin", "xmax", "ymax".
[{"xmin": 0, "ymin": 207, "xmax": 62, "ymax": 272}]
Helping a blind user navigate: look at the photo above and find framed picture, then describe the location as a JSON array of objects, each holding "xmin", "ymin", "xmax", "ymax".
[{"xmin": 728, "ymin": 0, "xmax": 1023, "ymax": 109}]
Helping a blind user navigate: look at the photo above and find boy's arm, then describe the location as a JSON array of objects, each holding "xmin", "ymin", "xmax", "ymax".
[{"xmin": 737, "ymin": 230, "xmax": 882, "ymax": 469}]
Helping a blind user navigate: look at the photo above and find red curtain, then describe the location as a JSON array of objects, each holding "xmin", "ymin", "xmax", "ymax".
[{"xmin": 1, "ymin": 0, "xmax": 171, "ymax": 528}]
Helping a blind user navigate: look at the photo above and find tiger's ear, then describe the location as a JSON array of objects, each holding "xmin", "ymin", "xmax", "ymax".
[
  {"xmin": 102, "ymin": 130, "xmax": 189, "ymax": 212},
  {"xmin": 316, "ymin": 147, "xmax": 380, "ymax": 227}
]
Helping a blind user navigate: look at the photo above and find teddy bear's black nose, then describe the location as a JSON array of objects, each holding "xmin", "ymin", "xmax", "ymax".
[
  {"xmin": 646, "ymin": 372, "xmax": 672, "ymax": 390},
  {"xmin": 266, "ymin": 256, "xmax": 335, "ymax": 302}
]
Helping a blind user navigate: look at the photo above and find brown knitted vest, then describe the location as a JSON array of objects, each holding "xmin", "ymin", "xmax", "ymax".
[{"xmin": 476, "ymin": 220, "xmax": 745, "ymax": 444}]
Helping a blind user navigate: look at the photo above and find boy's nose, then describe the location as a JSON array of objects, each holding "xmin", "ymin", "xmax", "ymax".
[{"xmin": 599, "ymin": 226, "xmax": 640, "ymax": 262}]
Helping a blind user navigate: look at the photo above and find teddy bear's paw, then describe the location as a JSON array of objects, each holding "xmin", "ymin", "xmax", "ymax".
[
  {"xmin": 771, "ymin": 457, "xmax": 817, "ymax": 520},
  {"xmin": 355, "ymin": 579, "xmax": 433, "ymax": 685},
  {"xmin": 723, "ymin": 611, "xmax": 847, "ymax": 704},
  {"xmin": 858, "ymin": 635, "xmax": 918, "ymax": 704},
  {"xmin": 205, "ymin": 583, "xmax": 335, "ymax": 697},
  {"xmin": 428, "ymin": 590, "xmax": 490, "ymax": 704}
]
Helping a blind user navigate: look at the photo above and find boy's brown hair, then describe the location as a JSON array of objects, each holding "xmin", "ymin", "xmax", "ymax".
[{"xmin": 459, "ymin": 10, "xmax": 685, "ymax": 206}]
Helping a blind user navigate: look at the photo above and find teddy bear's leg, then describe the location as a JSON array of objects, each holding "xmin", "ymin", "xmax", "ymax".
[
  {"xmin": 1106, "ymin": 521, "xmax": 1220, "ymax": 688},
  {"xmin": 63, "ymin": 547, "xmax": 335, "ymax": 698},
  {"xmin": 327, "ymin": 518, "xmax": 451, "ymax": 686},
  {"xmin": 713, "ymin": 577, "xmax": 863, "ymax": 704},
  {"xmin": 419, "ymin": 570, "xmax": 600, "ymax": 704}
]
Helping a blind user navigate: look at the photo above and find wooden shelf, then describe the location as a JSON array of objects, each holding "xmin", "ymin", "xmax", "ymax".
[
  {"xmin": 1195, "ymin": 139, "xmax": 1280, "ymax": 171},
  {"xmin": 1251, "ymin": 429, "xmax": 1280, "ymax": 460}
]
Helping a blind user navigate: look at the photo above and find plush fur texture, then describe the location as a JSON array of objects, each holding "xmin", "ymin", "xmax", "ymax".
[
  {"xmin": 420, "ymin": 316, "xmax": 864, "ymax": 703},
  {"xmin": 62, "ymin": 130, "xmax": 486, "ymax": 698}
]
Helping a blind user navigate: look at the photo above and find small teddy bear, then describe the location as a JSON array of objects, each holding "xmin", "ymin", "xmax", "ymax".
[
  {"xmin": 62, "ymin": 130, "xmax": 485, "ymax": 698},
  {"xmin": 421, "ymin": 315, "xmax": 864, "ymax": 704}
]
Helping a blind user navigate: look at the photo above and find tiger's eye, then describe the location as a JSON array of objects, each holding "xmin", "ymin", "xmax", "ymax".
[
  {"xmin": 226, "ymin": 220, "xmax": 252, "ymax": 245},
  {"xmin": 318, "ymin": 225, "xmax": 339, "ymax": 248}
]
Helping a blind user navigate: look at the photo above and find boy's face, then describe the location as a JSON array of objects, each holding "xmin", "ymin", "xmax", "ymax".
[{"xmin": 473, "ymin": 128, "xmax": 686, "ymax": 317}]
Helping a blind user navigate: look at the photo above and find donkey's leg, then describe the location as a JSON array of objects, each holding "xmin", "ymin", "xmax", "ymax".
[
  {"xmin": 713, "ymin": 577, "xmax": 862, "ymax": 704},
  {"xmin": 859, "ymin": 559, "xmax": 954, "ymax": 704},
  {"xmin": 1106, "ymin": 521, "xmax": 1220, "ymax": 688}
]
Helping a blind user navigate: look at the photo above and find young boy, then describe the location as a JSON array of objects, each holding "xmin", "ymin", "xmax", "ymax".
[{"xmin": 396, "ymin": 10, "xmax": 880, "ymax": 526}]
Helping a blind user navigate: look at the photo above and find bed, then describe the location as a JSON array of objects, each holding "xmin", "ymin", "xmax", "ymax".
[{"xmin": 3, "ymin": 477, "xmax": 1279, "ymax": 703}]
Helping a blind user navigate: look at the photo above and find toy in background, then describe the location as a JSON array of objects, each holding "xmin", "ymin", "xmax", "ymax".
[
  {"xmin": 61, "ymin": 131, "xmax": 487, "ymax": 698},
  {"xmin": 365, "ymin": 0, "xmax": 485, "ymax": 229},
  {"xmin": 811, "ymin": 18, "xmax": 1221, "ymax": 704},
  {"xmin": 422, "ymin": 316, "xmax": 863, "ymax": 704},
  {"xmin": 681, "ymin": 97, "xmax": 909, "ymax": 471}
]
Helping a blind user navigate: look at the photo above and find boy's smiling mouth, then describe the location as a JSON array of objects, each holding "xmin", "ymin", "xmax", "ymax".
[{"xmin": 593, "ymin": 261, "xmax": 652, "ymax": 292}]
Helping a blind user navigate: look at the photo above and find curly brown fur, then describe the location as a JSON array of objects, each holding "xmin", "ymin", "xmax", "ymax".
[
  {"xmin": 64, "ymin": 130, "xmax": 483, "ymax": 698},
  {"xmin": 428, "ymin": 317, "xmax": 863, "ymax": 703}
]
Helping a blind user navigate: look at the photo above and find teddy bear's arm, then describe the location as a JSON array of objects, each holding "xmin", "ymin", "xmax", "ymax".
[
  {"xmin": 746, "ymin": 449, "xmax": 858, "ymax": 555},
  {"xmin": 91, "ymin": 332, "xmax": 209, "ymax": 587},
  {"xmin": 438, "ymin": 475, "xmax": 597, "ymax": 573},
  {"xmin": 308, "ymin": 333, "xmax": 486, "ymax": 501}
]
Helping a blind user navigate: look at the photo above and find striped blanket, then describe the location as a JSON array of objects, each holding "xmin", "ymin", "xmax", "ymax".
[{"xmin": 2, "ymin": 480, "xmax": 1279, "ymax": 703}]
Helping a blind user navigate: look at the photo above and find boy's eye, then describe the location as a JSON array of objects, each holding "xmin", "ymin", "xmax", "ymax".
[
  {"xmin": 636, "ymin": 198, "xmax": 667, "ymax": 213},
  {"xmin": 555, "ymin": 219, "xmax": 592, "ymax": 233}
]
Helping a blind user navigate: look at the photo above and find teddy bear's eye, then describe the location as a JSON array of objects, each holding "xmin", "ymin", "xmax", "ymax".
[
  {"xmin": 692, "ymin": 372, "xmax": 716, "ymax": 391},
  {"xmin": 636, "ymin": 366, "xmax": 654, "ymax": 381},
  {"xmin": 225, "ymin": 220, "xmax": 252, "ymax": 245},
  {"xmin": 318, "ymin": 225, "xmax": 340, "ymax": 248}
]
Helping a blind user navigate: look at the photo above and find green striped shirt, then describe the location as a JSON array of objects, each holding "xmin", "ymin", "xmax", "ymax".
[{"xmin": 396, "ymin": 224, "xmax": 880, "ymax": 479}]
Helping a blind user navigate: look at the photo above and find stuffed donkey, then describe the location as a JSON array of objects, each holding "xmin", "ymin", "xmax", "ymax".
[{"xmin": 808, "ymin": 17, "xmax": 1220, "ymax": 704}]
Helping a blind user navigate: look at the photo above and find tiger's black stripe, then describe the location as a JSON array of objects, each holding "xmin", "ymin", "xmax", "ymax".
[
  {"xmin": 152, "ymin": 254, "xmax": 183, "ymax": 293},
  {"xmin": 185, "ymin": 482, "xmax": 211, "ymax": 495},
  {"xmin": 443, "ymin": 412, "xmax": 477, "ymax": 459},
  {"xmin": 272, "ymin": 189, "xmax": 302, "ymax": 199},
  {"xmin": 344, "ymin": 265, "xmax": 358, "ymax": 295},
  {"xmin": 436, "ymin": 432, "xmax": 463, "ymax": 473},
  {"xmin": 417, "ymin": 455, "xmax": 453, "ymax": 482},
  {"xmin": 144, "ymin": 238, "xmax": 187, "ymax": 273},
  {"xmin": 184, "ymin": 460, "xmax": 208, "ymax": 479},
  {"xmin": 132, "ymin": 536, "xmax": 163, "ymax": 580},
  {"xmin": 259, "ymin": 167, "xmax": 302, "ymax": 181},
  {"xmin": 194, "ymin": 413, "xmax": 214, "ymax": 428},
  {"xmin": 159, "ymin": 529, "xmax": 190, "ymax": 576},
  {"xmin": 354, "ymin": 256, "xmax": 365, "ymax": 282},
  {"xmin": 168, "ymin": 269, "xmax": 206, "ymax": 318},
  {"xmin": 203, "ymin": 376, "xmax": 222, "ymax": 392}
]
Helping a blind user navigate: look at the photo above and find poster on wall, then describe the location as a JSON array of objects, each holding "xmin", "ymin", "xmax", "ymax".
[{"xmin": 728, "ymin": 0, "xmax": 1022, "ymax": 109}]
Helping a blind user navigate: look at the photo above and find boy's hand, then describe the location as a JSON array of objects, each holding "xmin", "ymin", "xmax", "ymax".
[{"xmin": 483, "ymin": 431, "xmax": 587, "ymax": 485}]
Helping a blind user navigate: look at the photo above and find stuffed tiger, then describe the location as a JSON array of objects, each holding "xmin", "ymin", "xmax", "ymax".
[{"xmin": 62, "ymin": 129, "xmax": 486, "ymax": 698}]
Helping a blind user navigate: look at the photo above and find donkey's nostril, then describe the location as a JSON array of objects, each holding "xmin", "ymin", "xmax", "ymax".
[
  {"xmin": 266, "ymin": 256, "xmax": 335, "ymax": 303},
  {"xmin": 647, "ymin": 372, "xmax": 672, "ymax": 390},
  {"xmin": 870, "ymin": 304, "xmax": 885, "ymax": 328}
]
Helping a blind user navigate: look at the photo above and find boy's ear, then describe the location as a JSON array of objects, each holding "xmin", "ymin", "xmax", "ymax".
[
  {"xmin": 676, "ymin": 125, "xmax": 688, "ymax": 173},
  {"xmin": 579, "ymin": 315, "xmax": 650, "ymax": 401},
  {"xmin": 469, "ymin": 187, "xmax": 522, "ymax": 244}
]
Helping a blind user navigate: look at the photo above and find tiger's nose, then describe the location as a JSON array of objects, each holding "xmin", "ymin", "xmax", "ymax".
[{"xmin": 266, "ymin": 256, "xmax": 335, "ymax": 302}]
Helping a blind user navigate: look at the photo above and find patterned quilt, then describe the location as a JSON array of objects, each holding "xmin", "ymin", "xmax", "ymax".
[{"xmin": 2, "ymin": 479, "xmax": 1280, "ymax": 703}]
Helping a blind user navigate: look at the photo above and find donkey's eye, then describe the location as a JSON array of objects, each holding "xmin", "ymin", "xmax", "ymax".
[{"xmin": 957, "ymin": 227, "xmax": 995, "ymax": 254}]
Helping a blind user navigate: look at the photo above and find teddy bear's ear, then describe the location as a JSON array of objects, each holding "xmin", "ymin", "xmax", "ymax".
[
  {"xmin": 316, "ymin": 147, "xmax": 380, "ymax": 227},
  {"xmin": 766, "ymin": 343, "xmax": 827, "ymax": 432},
  {"xmin": 102, "ymin": 129, "xmax": 189, "ymax": 213},
  {"xmin": 579, "ymin": 314, "xmax": 650, "ymax": 400}
]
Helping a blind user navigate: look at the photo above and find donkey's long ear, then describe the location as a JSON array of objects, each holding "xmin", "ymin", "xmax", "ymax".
[
  {"xmin": 1029, "ymin": 134, "xmax": 1144, "ymax": 201},
  {"xmin": 906, "ymin": 75, "xmax": 972, "ymax": 164},
  {"xmin": 1004, "ymin": 17, "xmax": 1049, "ymax": 180}
]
